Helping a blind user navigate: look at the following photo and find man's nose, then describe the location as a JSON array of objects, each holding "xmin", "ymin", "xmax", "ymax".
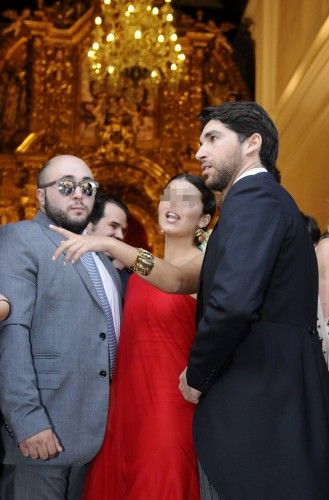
[
  {"xmin": 72, "ymin": 186, "xmax": 83, "ymax": 199},
  {"xmin": 195, "ymin": 145, "xmax": 207, "ymax": 161},
  {"xmin": 115, "ymin": 227, "xmax": 124, "ymax": 240}
]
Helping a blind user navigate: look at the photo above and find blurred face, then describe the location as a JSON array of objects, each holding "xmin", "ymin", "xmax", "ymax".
[
  {"xmin": 88, "ymin": 202, "xmax": 128, "ymax": 240},
  {"xmin": 158, "ymin": 178, "xmax": 208, "ymax": 238},
  {"xmin": 36, "ymin": 155, "xmax": 95, "ymax": 233},
  {"xmin": 196, "ymin": 119, "xmax": 244, "ymax": 191}
]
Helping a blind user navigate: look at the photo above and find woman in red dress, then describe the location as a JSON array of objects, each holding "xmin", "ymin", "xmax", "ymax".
[
  {"xmin": 52, "ymin": 174, "xmax": 216, "ymax": 499},
  {"xmin": 84, "ymin": 276, "xmax": 200, "ymax": 499}
]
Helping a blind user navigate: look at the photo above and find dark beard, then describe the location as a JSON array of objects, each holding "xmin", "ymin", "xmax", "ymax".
[
  {"xmin": 45, "ymin": 197, "xmax": 90, "ymax": 234},
  {"xmin": 206, "ymin": 168, "xmax": 232, "ymax": 192},
  {"xmin": 206, "ymin": 150, "xmax": 243, "ymax": 192}
]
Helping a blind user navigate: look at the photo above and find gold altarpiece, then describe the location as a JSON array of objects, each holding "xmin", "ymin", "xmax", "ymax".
[{"xmin": 0, "ymin": 2, "xmax": 249, "ymax": 254}]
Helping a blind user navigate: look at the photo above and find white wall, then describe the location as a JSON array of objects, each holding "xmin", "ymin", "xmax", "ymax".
[{"xmin": 245, "ymin": 0, "xmax": 329, "ymax": 229}]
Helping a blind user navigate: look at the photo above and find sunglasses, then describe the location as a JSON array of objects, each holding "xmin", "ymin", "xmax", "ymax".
[{"xmin": 39, "ymin": 178, "xmax": 99, "ymax": 197}]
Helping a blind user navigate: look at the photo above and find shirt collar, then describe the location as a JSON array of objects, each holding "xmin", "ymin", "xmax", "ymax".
[{"xmin": 233, "ymin": 167, "xmax": 268, "ymax": 185}]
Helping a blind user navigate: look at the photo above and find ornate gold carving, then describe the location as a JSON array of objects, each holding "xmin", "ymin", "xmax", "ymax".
[
  {"xmin": 0, "ymin": 3, "xmax": 250, "ymax": 248},
  {"xmin": 0, "ymin": 38, "xmax": 29, "ymax": 152}
]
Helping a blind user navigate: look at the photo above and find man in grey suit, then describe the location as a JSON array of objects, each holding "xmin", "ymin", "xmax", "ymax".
[{"xmin": 0, "ymin": 155, "xmax": 122, "ymax": 499}]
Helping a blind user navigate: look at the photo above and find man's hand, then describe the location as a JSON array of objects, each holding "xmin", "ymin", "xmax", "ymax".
[
  {"xmin": 19, "ymin": 428, "xmax": 63, "ymax": 460},
  {"xmin": 179, "ymin": 367, "xmax": 201, "ymax": 404}
]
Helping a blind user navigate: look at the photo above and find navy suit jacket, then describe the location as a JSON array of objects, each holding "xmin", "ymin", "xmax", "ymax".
[{"xmin": 187, "ymin": 172, "xmax": 329, "ymax": 499}]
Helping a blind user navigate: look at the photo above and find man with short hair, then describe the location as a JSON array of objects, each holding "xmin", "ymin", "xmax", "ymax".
[
  {"xmin": 87, "ymin": 192, "xmax": 128, "ymax": 266},
  {"xmin": 87, "ymin": 191, "xmax": 131, "ymax": 292},
  {"xmin": 87, "ymin": 192, "xmax": 128, "ymax": 242},
  {"xmin": 179, "ymin": 101, "xmax": 329, "ymax": 499},
  {"xmin": 0, "ymin": 154, "xmax": 122, "ymax": 499}
]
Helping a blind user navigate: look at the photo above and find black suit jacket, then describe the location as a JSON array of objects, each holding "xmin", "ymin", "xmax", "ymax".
[{"xmin": 187, "ymin": 172, "xmax": 329, "ymax": 499}]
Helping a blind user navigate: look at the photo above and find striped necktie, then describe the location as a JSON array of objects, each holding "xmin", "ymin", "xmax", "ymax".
[{"xmin": 81, "ymin": 252, "xmax": 117, "ymax": 375}]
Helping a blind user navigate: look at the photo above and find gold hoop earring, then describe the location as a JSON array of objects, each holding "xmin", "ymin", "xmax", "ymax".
[{"xmin": 195, "ymin": 227, "xmax": 207, "ymax": 244}]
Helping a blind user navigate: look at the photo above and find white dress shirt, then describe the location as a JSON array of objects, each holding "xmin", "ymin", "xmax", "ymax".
[
  {"xmin": 234, "ymin": 167, "xmax": 267, "ymax": 184},
  {"xmin": 92, "ymin": 252, "xmax": 121, "ymax": 341}
]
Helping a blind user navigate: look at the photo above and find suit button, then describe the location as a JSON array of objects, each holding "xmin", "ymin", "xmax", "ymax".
[
  {"xmin": 99, "ymin": 332, "xmax": 106, "ymax": 340},
  {"xmin": 309, "ymin": 326, "xmax": 322, "ymax": 343},
  {"xmin": 309, "ymin": 326, "xmax": 315, "ymax": 336},
  {"xmin": 99, "ymin": 370, "xmax": 107, "ymax": 377}
]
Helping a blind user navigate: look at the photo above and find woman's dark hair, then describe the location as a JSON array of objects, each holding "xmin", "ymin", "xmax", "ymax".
[
  {"xmin": 199, "ymin": 101, "xmax": 281, "ymax": 183},
  {"xmin": 301, "ymin": 212, "xmax": 321, "ymax": 245},
  {"xmin": 164, "ymin": 173, "xmax": 217, "ymax": 227}
]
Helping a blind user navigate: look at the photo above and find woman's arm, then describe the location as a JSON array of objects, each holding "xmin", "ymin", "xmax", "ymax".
[
  {"xmin": 50, "ymin": 225, "xmax": 202, "ymax": 294},
  {"xmin": 316, "ymin": 237, "xmax": 329, "ymax": 318},
  {"xmin": 0, "ymin": 294, "xmax": 10, "ymax": 321}
]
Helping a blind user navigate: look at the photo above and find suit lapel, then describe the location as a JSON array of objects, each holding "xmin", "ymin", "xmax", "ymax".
[
  {"xmin": 34, "ymin": 211, "xmax": 103, "ymax": 308},
  {"xmin": 34, "ymin": 210, "xmax": 123, "ymax": 307},
  {"xmin": 73, "ymin": 259, "xmax": 104, "ymax": 308}
]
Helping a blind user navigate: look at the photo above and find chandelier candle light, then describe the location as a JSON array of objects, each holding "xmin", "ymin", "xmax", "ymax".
[{"xmin": 88, "ymin": 0, "xmax": 186, "ymax": 87}]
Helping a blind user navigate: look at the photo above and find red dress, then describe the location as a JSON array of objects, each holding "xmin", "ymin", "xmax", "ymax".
[{"xmin": 83, "ymin": 274, "xmax": 200, "ymax": 499}]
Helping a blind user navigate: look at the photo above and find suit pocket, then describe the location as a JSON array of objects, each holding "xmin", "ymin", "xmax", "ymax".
[
  {"xmin": 35, "ymin": 372, "xmax": 60, "ymax": 389},
  {"xmin": 33, "ymin": 353, "xmax": 60, "ymax": 389}
]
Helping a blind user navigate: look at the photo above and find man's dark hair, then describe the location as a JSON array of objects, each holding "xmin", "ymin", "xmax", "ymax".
[
  {"xmin": 89, "ymin": 191, "xmax": 129, "ymax": 226},
  {"xmin": 199, "ymin": 101, "xmax": 280, "ymax": 182},
  {"xmin": 301, "ymin": 212, "xmax": 321, "ymax": 245}
]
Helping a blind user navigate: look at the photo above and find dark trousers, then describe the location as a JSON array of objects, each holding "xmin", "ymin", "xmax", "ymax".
[
  {"xmin": 198, "ymin": 461, "xmax": 223, "ymax": 500},
  {"xmin": 0, "ymin": 463, "xmax": 89, "ymax": 500}
]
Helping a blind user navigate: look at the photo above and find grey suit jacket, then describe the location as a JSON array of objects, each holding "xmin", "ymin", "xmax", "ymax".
[{"xmin": 0, "ymin": 211, "xmax": 122, "ymax": 466}]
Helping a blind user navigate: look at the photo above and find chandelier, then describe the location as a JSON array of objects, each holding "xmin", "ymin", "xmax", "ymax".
[{"xmin": 87, "ymin": 0, "xmax": 186, "ymax": 89}]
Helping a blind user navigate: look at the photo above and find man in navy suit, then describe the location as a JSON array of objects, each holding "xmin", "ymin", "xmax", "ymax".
[{"xmin": 179, "ymin": 101, "xmax": 329, "ymax": 499}]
